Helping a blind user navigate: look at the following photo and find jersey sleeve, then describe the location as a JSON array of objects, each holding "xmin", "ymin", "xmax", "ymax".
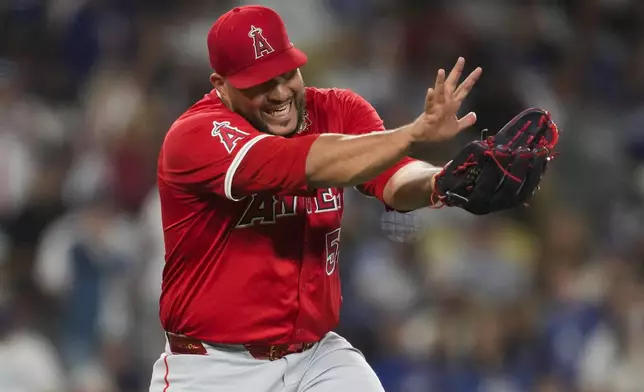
[
  {"xmin": 335, "ymin": 89, "xmax": 417, "ymax": 204},
  {"xmin": 160, "ymin": 115, "xmax": 320, "ymax": 200}
]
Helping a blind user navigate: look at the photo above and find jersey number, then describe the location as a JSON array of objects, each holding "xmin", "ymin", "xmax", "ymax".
[{"xmin": 325, "ymin": 228, "xmax": 341, "ymax": 276}]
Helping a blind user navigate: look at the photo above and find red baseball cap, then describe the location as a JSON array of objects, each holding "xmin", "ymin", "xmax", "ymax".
[{"xmin": 207, "ymin": 6, "xmax": 308, "ymax": 89}]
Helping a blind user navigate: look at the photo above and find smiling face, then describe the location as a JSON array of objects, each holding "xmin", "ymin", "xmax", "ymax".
[{"xmin": 212, "ymin": 69, "xmax": 307, "ymax": 137}]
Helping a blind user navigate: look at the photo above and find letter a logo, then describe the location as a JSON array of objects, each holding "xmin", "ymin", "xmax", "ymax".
[
  {"xmin": 248, "ymin": 25, "xmax": 274, "ymax": 59},
  {"xmin": 211, "ymin": 121, "xmax": 250, "ymax": 154}
]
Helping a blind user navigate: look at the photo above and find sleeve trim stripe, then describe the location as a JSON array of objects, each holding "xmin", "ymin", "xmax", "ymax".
[{"xmin": 224, "ymin": 134, "xmax": 273, "ymax": 201}]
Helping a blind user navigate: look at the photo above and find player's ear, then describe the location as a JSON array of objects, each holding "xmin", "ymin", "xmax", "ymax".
[{"xmin": 210, "ymin": 73, "xmax": 226, "ymax": 96}]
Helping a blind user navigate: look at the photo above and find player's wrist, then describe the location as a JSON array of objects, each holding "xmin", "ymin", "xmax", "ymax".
[
  {"xmin": 390, "ymin": 125, "xmax": 417, "ymax": 153},
  {"xmin": 404, "ymin": 117, "xmax": 429, "ymax": 144}
]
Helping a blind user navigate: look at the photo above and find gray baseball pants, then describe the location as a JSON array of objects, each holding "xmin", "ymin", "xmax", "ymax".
[{"xmin": 148, "ymin": 332, "xmax": 385, "ymax": 391}]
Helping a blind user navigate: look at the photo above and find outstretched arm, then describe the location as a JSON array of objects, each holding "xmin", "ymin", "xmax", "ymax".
[{"xmin": 163, "ymin": 58, "xmax": 480, "ymax": 202}]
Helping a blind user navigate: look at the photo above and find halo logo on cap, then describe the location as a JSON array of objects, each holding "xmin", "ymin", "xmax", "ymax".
[{"xmin": 248, "ymin": 25, "xmax": 275, "ymax": 59}]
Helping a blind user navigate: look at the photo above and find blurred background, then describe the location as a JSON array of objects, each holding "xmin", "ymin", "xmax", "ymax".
[{"xmin": 1, "ymin": 0, "xmax": 644, "ymax": 391}]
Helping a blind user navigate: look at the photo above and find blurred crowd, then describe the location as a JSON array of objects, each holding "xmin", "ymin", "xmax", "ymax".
[{"xmin": 1, "ymin": 0, "xmax": 643, "ymax": 391}]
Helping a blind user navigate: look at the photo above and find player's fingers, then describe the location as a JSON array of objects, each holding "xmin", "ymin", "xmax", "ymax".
[
  {"xmin": 457, "ymin": 112, "xmax": 477, "ymax": 131},
  {"xmin": 424, "ymin": 88, "xmax": 435, "ymax": 113},
  {"xmin": 454, "ymin": 67, "xmax": 482, "ymax": 102},
  {"xmin": 434, "ymin": 69, "xmax": 446, "ymax": 105},
  {"xmin": 445, "ymin": 57, "xmax": 465, "ymax": 96}
]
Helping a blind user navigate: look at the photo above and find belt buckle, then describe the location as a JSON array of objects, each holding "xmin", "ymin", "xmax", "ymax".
[{"xmin": 266, "ymin": 343, "xmax": 312, "ymax": 361}]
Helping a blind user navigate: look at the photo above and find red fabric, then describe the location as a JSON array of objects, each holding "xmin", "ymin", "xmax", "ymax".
[
  {"xmin": 160, "ymin": 93, "xmax": 318, "ymax": 201},
  {"xmin": 157, "ymin": 87, "xmax": 416, "ymax": 345},
  {"xmin": 207, "ymin": 6, "xmax": 308, "ymax": 89}
]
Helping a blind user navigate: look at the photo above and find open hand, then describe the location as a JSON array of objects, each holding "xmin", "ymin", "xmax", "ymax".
[{"xmin": 410, "ymin": 57, "xmax": 482, "ymax": 143}]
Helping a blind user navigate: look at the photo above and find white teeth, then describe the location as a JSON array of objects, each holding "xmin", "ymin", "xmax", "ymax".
[{"xmin": 265, "ymin": 102, "xmax": 291, "ymax": 118}]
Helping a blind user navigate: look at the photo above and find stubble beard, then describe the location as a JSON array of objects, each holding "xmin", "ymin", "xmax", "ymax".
[{"xmin": 240, "ymin": 94, "xmax": 307, "ymax": 137}]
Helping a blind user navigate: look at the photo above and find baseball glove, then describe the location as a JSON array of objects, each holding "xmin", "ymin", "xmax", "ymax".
[{"xmin": 431, "ymin": 108, "xmax": 560, "ymax": 215}]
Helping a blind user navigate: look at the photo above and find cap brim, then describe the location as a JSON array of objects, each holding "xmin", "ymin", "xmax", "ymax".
[{"xmin": 226, "ymin": 47, "xmax": 308, "ymax": 90}]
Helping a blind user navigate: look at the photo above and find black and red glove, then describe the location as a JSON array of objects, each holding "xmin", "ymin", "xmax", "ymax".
[{"xmin": 431, "ymin": 108, "xmax": 560, "ymax": 215}]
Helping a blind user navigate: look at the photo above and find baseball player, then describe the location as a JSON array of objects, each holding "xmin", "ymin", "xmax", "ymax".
[{"xmin": 149, "ymin": 5, "xmax": 558, "ymax": 392}]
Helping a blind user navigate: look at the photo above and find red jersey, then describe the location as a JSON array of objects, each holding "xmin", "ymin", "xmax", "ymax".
[{"xmin": 157, "ymin": 87, "xmax": 415, "ymax": 344}]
